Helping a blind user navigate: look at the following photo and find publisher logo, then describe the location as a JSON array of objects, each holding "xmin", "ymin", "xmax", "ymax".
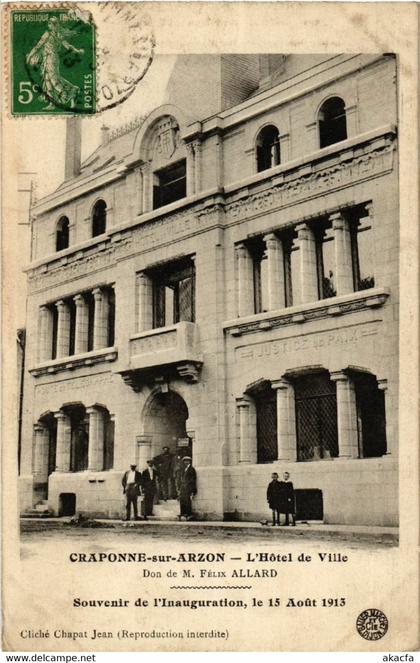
[{"xmin": 356, "ymin": 608, "xmax": 388, "ymax": 641}]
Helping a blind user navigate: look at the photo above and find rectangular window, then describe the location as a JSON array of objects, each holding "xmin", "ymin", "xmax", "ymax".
[
  {"xmin": 107, "ymin": 288, "xmax": 115, "ymax": 347},
  {"xmin": 152, "ymin": 258, "xmax": 195, "ymax": 328},
  {"xmin": 351, "ymin": 214, "xmax": 375, "ymax": 291},
  {"xmin": 316, "ymin": 224, "xmax": 336, "ymax": 299},
  {"xmin": 253, "ymin": 252, "xmax": 269, "ymax": 314},
  {"xmin": 153, "ymin": 160, "xmax": 187, "ymax": 210}
]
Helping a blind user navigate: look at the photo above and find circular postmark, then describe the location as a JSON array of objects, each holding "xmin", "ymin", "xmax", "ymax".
[
  {"xmin": 95, "ymin": 2, "xmax": 155, "ymax": 112},
  {"xmin": 356, "ymin": 608, "xmax": 388, "ymax": 641}
]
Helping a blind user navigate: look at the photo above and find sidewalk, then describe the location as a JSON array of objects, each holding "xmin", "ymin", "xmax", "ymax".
[{"xmin": 20, "ymin": 516, "xmax": 399, "ymax": 544}]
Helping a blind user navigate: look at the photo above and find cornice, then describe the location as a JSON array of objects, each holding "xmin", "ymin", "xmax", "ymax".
[{"xmin": 223, "ymin": 289, "xmax": 390, "ymax": 337}]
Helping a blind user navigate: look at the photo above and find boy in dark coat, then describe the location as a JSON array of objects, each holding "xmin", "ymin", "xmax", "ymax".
[
  {"xmin": 179, "ymin": 456, "xmax": 197, "ymax": 520},
  {"xmin": 267, "ymin": 472, "xmax": 282, "ymax": 526},
  {"xmin": 278, "ymin": 471, "xmax": 296, "ymax": 526}
]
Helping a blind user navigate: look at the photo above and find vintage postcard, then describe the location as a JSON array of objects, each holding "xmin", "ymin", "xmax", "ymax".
[{"xmin": 2, "ymin": 1, "xmax": 419, "ymax": 654}]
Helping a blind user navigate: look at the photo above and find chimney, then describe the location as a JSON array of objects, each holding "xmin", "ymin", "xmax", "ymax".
[
  {"xmin": 101, "ymin": 125, "xmax": 110, "ymax": 146},
  {"xmin": 64, "ymin": 117, "xmax": 82, "ymax": 180}
]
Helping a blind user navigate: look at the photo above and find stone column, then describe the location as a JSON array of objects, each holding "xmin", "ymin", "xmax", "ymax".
[
  {"xmin": 264, "ymin": 233, "xmax": 285, "ymax": 311},
  {"xmin": 330, "ymin": 372, "xmax": 359, "ymax": 458},
  {"xmin": 93, "ymin": 288, "xmax": 109, "ymax": 350},
  {"xmin": 271, "ymin": 379, "xmax": 297, "ymax": 461},
  {"xmin": 186, "ymin": 143, "xmax": 196, "ymax": 197},
  {"xmin": 193, "ymin": 139, "xmax": 201, "ymax": 194},
  {"xmin": 345, "ymin": 104, "xmax": 358, "ymax": 137},
  {"xmin": 279, "ymin": 132, "xmax": 290, "ymax": 163},
  {"xmin": 73, "ymin": 294, "xmax": 89, "ymax": 355},
  {"xmin": 378, "ymin": 379, "xmax": 393, "ymax": 456},
  {"xmin": 137, "ymin": 273, "xmax": 153, "ymax": 332},
  {"xmin": 296, "ymin": 223, "xmax": 319, "ymax": 304},
  {"xmin": 236, "ymin": 243, "xmax": 254, "ymax": 317},
  {"xmin": 87, "ymin": 407, "xmax": 105, "ymax": 472},
  {"xmin": 331, "ymin": 211, "xmax": 353, "ymax": 296},
  {"xmin": 38, "ymin": 306, "xmax": 53, "ymax": 363},
  {"xmin": 33, "ymin": 424, "xmax": 50, "ymax": 482},
  {"xmin": 137, "ymin": 435, "xmax": 152, "ymax": 471},
  {"xmin": 55, "ymin": 300, "xmax": 70, "ymax": 359},
  {"xmin": 237, "ymin": 397, "xmax": 256, "ymax": 463},
  {"xmin": 54, "ymin": 411, "xmax": 71, "ymax": 472},
  {"xmin": 135, "ymin": 167, "xmax": 144, "ymax": 215},
  {"xmin": 141, "ymin": 163, "xmax": 152, "ymax": 213}
]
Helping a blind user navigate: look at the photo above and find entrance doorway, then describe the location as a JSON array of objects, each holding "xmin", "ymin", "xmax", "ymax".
[
  {"xmin": 59, "ymin": 493, "xmax": 76, "ymax": 516},
  {"xmin": 144, "ymin": 390, "xmax": 191, "ymax": 459}
]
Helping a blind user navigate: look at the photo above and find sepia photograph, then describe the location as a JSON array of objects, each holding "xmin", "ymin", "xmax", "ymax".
[{"xmin": 2, "ymin": 1, "xmax": 419, "ymax": 654}]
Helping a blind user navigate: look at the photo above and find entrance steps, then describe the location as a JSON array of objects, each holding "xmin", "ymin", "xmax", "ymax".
[
  {"xmin": 150, "ymin": 499, "xmax": 179, "ymax": 521},
  {"xmin": 21, "ymin": 500, "xmax": 53, "ymax": 518}
]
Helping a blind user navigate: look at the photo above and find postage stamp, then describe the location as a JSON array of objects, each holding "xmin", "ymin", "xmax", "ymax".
[{"xmin": 10, "ymin": 6, "xmax": 96, "ymax": 115}]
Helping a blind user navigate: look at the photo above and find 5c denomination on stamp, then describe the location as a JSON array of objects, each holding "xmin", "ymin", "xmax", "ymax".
[{"xmin": 10, "ymin": 6, "xmax": 96, "ymax": 115}]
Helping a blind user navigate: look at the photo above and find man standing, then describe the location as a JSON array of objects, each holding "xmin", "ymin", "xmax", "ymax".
[
  {"xmin": 267, "ymin": 472, "xmax": 282, "ymax": 526},
  {"xmin": 278, "ymin": 471, "xmax": 296, "ymax": 526},
  {"xmin": 121, "ymin": 463, "xmax": 142, "ymax": 521},
  {"xmin": 153, "ymin": 446, "xmax": 174, "ymax": 500},
  {"xmin": 179, "ymin": 456, "xmax": 197, "ymax": 520},
  {"xmin": 141, "ymin": 460, "xmax": 158, "ymax": 518}
]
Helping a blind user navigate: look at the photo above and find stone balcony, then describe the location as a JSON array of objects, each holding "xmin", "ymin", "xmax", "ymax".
[{"xmin": 119, "ymin": 322, "xmax": 203, "ymax": 390}]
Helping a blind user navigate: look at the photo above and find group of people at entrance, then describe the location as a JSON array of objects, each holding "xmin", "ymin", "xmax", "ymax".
[
  {"xmin": 267, "ymin": 472, "xmax": 296, "ymax": 526},
  {"xmin": 122, "ymin": 446, "xmax": 197, "ymax": 521}
]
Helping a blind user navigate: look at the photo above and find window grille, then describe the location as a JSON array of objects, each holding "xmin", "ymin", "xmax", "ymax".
[
  {"xmin": 256, "ymin": 388, "xmax": 278, "ymax": 463},
  {"xmin": 294, "ymin": 372, "xmax": 338, "ymax": 461}
]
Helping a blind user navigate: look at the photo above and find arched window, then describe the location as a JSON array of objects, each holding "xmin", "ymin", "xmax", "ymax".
[
  {"xmin": 92, "ymin": 199, "xmax": 107, "ymax": 237},
  {"xmin": 56, "ymin": 216, "xmax": 69, "ymax": 251},
  {"xmin": 318, "ymin": 97, "xmax": 347, "ymax": 148},
  {"xmin": 353, "ymin": 373, "xmax": 387, "ymax": 457},
  {"xmin": 68, "ymin": 404, "xmax": 89, "ymax": 472},
  {"xmin": 293, "ymin": 371, "xmax": 338, "ymax": 461},
  {"xmin": 256, "ymin": 125, "xmax": 280, "ymax": 172}
]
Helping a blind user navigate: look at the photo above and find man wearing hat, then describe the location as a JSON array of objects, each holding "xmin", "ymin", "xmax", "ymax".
[
  {"xmin": 141, "ymin": 460, "xmax": 158, "ymax": 518},
  {"xmin": 179, "ymin": 456, "xmax": 197, "ymax": 520},
  {"xmin": 121, "ymin": 463, "xmax": 142, "ymax": 521}
]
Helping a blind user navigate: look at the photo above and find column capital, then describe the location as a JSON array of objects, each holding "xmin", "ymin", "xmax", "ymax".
[
  {"xmin": 235, "ymin": 242, "xmax": 248, "ymax": 253},
  {"xmin": 54, "ymin": 410, "xmax": 68, "ymax": 421},
  {"xmin": 263, "ymin": 232, "xmax": 279, "ymax": 244},
  {"xmin": 330, "ymin": 370, "xmax": 349, "ymax": 383},
  {"xmin": 364, "ymin": 201, "xmax": 373, "ymax": 217},
  {"xmin": 55, "ymin": 299, "xmax": 67, "ymax": 309},
  {"xmin": 330, "ymin": 211, "xmax": 345, "ymax": 229},
  {"xmin": 73, "ymin": 293, "xmax": 85, "ymax": 305},
  {"xmin": 92, "ymin": 287, "xmax": 103, "ymax": 300},
  {"xmin": 377, "ymin": 378, "xmax": 388, "ymax": 391},
  {"xmin": 271, "ymin": 378, "xmax": 291, "ymax": 391},
  {"xmin": 39, "ymin": 304, "xmax": 49, "ymax": 312},
  {"xmin": 185, "ymin": 142, "xmax": 195, "ymax": 155},
  {"xmin": 295, "ymin": 222, "xmax": 311, "ymax": 237},
  {"xmin": 136, "ymin": 435, "xmax": 151, "ymax": 445},
  {"xmin": 86, "ymin": 405, "xmax": 100, "ymax": 415},
  {"xmin": 192, "ymin": 138, "xmax": 201, "ymax": 152},
  {"xmin": 236, "ymin": 396, "xmax": 252, "ymax": 408},
  {"xmin": 33, "ymin": 423, "xmax": 46, "ymax": 433}
]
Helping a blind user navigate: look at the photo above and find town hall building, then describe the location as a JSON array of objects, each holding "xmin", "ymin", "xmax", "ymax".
[{"xmin": 19, "ymin": 53, "xmax": 399, "ymax": 526}]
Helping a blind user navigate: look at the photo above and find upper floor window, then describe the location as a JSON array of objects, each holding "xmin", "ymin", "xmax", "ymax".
[
  {"xmin": 318, "ymin": 97, "xmax": 347, "ymax": 148},
  {"xmin": 151, "ymin": 257, "xmax": 195, "ymax": 328},
  {"xmin": 153, "ymin": 160, "xmax": 186, "ymax": 210},
  {"xmin": 92, "ymin": 199, "xmax": 107, "ymax": 237},
  {"xmin": 56, "ymin": 216, "xmax": 69, "ymax": 252},
  {"xmin": 256, "ymin": 125, "xmax": 280, "ymax": 172}
]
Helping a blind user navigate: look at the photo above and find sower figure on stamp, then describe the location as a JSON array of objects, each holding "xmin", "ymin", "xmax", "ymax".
[
  {"xmin": 279, "ymin": 471, "xmax": 296, "ymax": 526},
  {"xmin": 141, "ymin": 460, "xmax": 158, "ymax": 519},
  {"xmin": 267, "ymin": 472, "xmax": 282, "ymax": 526},
  {"xmin": 178, "ymin": 456, "xmax": 197, "ymax": 520},
  {"xmin": 121, "ymin": 463, "xmax": 142, "ymax": 521}
]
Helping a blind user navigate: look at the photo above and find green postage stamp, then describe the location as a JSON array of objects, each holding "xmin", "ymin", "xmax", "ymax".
[{"xmin": 10, "ymin": 7, "xmax": 96, "ymax": 115}]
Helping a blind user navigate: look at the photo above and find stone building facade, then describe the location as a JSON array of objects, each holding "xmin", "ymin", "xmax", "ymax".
[{"xmin": 19, "ymin": 54, "xmax": 398, "ymax": 525}]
